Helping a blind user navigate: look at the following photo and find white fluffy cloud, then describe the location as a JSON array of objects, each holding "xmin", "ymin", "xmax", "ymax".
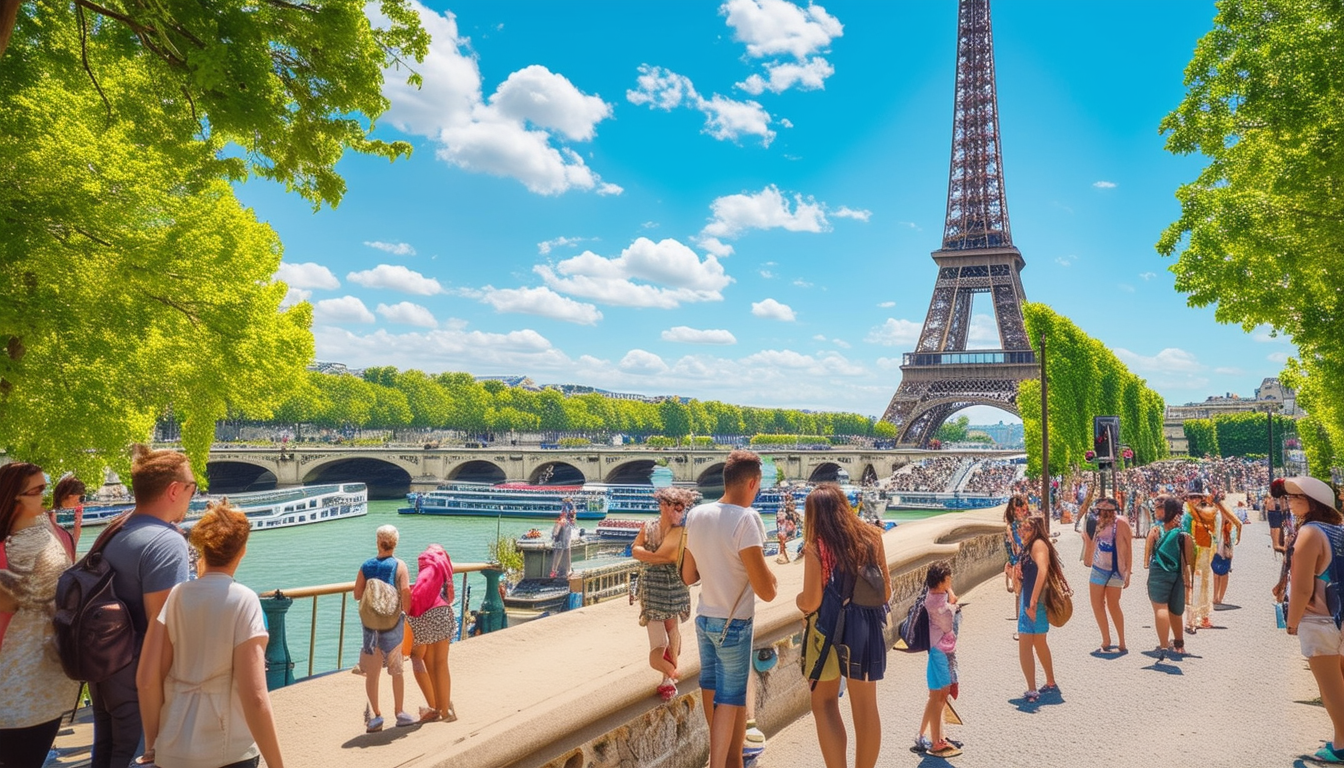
[
  {"xmin": 478, "ymin": 286, "xmax": 603, "ymax": 325},
  {"xmin": 968, "ymin": 314, "xmax": 1000, "ymax": 345},
  {"xmin": 312, "ymin": 296, "xmax": 376, "ymax": 324},
  {"xmin": 723, "ymin": 0, "xmax": 843, "ymax": 94},
  {"xmin": 376, "ymin": 301, "xmax": 438, "ymax": 328},
  {"xmin": 699, "ymin": 186, "xmax": 868, "ymax": 247},
  {"xmin": 619, "ymin": 349, "xmax": 670, "ymax": 374},
  {"xmin": 315, "ymin": 324, "xmax": 570, "ymax": 373},
  {"xmin": 662, "ymin": 326, "xmax": 738, "ymax": 345},
  {"xmin": 364, "ymin": 241, "xmax": 416, "ymax": 257},
  {"xmin": 536, "ymin": 237, "xmax": 732, "ymax": 308},
  {"xmin": 347, "ymin": 264, "xmax": 444, "ymax": 296},
  {"xmin": 865, "ymin": 318, "xmax": 923, "ymax": 346},
  {"xmin": 1093, "ymin": 180, "xmax": 1117, "ymax": 189},
  {"xmin": 627, "ymin": 65, "xmax": 776, "ymax": 146},
  {"xmin": 277, "ymin": 262, "xmax": 340, "ymax": 290},
  {"xmin": 1114, "ymin": 347, "xmax": 1203, "ymax": 373},
  {"xmin": 751, "ymin": 298, "xmax": 796, "ymax": 321},
  {"xmin": 377, "ymin": 3, "xmax": 618, "ymax": 195},
  {"xmin": 537, "ymin": 236, "xmax": 592, "ymax": 255},
  {"xmin": 281, "ymin": 287, "xmax": 312, "ymax": 307},
  {"xmin": 832, "ymin": 206, "xmax": 872, "ymax": 222},
  {"xmin": 738, "ymin": 57, "xmax": 835, "ymax": 95}
]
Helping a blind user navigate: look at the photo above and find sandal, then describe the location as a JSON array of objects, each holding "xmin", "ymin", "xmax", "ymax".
[
  {"xmin": 929, "ymin": 740, "xmax": 963, "ymax": 758},
  {"xmin": 1309, "ymin": 742, "xmax": 1344, "ymax": 764},
  {"xmin": 1172, "ymin": 640, "xmax": 1185, "ymax": 655},
  {"xmin": 1023, "ymin": 689, "xmax": 1040, "ymax": 702}
]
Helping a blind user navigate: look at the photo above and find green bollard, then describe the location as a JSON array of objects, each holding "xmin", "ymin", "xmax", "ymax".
[
  {"xmin": 261, "ymin": 594, "xmax": 296, "ymax": 690},
  {"xmin": 478, "ymin": 568, "xmax": 507, "ymax": 633}
]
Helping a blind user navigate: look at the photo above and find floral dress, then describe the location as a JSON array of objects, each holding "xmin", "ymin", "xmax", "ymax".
[{"xmin": 0, "ymin": 524, "xmax": 79, "ymax": 728}]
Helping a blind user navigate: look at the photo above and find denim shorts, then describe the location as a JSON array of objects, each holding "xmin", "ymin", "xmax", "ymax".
[
  {"xmin": 1089, "ymin": 566, "xmax": 1124, "ymax": 588},
  {"xmin": 362, "ymin": 615, "xmax": 405, "ymax": 657},
  {"xmin": 695, "ymin": 615, "xmax": 753, "ymax": 707}
]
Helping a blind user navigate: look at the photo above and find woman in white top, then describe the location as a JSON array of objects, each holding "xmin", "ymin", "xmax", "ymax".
[
  {"xmin": 138, "ymin": 501, "xmax": 283, "ymax": 768},
  {"xmin": 0, "ymin": 462, "xmax": 80, "ymax": 768}
]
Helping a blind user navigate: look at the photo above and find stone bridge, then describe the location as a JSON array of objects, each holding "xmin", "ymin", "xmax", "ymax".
[{"xmin": 204, "ymin": 445, "xmax": 1022, "ymax": 495}]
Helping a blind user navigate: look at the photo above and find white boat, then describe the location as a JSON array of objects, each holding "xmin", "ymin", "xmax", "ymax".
[
  {"xmin": 584, "ymin": 483, "xmax": 661, "ymax": 514},
  {"xmin": 181, "ymin": 483, "xmax": 368, "ymax": 532},
  {"xmin": 400, "ymin": 482, "xmax": 609, "ymax": 520}
]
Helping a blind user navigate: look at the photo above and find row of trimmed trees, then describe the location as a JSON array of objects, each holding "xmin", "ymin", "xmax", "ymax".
[
  {"xmin": 1183, "ymin": 411, "xmax": 1296, "ymax": 467},
  {"xmin": 259, "ymin": 367, "xmax": 898, "ymax": 441},
  {"xmin": 1017, "ymin": 304, "xmax": 1169, "ymax": 477}
]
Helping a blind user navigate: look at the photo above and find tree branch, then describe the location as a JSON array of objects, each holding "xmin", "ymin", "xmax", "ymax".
[{"xmin": 75, "ymin": 5, "xmax": 112, "ymax": 124}]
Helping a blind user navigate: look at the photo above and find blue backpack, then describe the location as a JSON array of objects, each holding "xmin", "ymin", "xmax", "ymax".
[
  {"xmin": 895, "ymin": 586, "xmax": 930, "ymax": 653},
  {"xmin": 1307, "ymin": 522, "xmax": 1344, "ymax": 629}
]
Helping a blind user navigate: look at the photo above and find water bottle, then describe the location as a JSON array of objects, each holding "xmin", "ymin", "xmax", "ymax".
[{"xmin": 1275, "ymin": 601, "xmax": 1287, "ymax": 629}]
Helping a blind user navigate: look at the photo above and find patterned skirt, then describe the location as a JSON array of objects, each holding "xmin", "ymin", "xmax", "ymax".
[
  {"xmin": 408, "ymin": 605, "xmax": 457, "ymax": 646},
  {"xmin": 638, "ymin": 563, "xmax": 691, "ymax": 626}
]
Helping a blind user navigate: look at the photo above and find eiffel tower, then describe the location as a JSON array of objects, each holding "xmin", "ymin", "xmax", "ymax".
[{"xmin": 882, "ymin": 0, "xmax": 1036, "ymax": 446}]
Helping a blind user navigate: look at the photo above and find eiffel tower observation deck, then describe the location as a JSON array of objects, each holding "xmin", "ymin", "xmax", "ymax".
[{"xmin": 883, "ymin": 0, "xmax": 1037, "ymax": 447}]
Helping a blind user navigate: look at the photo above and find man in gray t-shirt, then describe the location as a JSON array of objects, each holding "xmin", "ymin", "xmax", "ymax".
[{"xmin": 89, "ymin": 447, "xmax": 193, "ymax": 768}]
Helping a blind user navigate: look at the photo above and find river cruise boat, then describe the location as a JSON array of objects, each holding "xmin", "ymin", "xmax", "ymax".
[
  {"xmin": 886, "ymin": 492, "xmax": 1007, "ymax": 511},
  {"xmin": 584, "ymin": 483, "xmax": 660, "ymax": 514},
  {"xmin": 57, "ymin": 483, "xmax": 369, "ymax": 532},
  {"xmin": 182, "ymin": 483, "xmax": 368, "ymax": 531},
  {"xmin": 400, "ymin": 482, "xmax": 609, "ymax": 520}
]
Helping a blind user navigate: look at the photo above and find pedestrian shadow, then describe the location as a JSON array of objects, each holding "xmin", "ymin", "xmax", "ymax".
[
  {"xmin": 1010, "ymin": 695, "xmax": 1042, "ymax": 713},
  {"xmin": 1140, "ymin": 655, "xmax": 1185, "ymax": 676},
  {"xmin": 340, "ymin": 722, "xmax": 425, "ymax": 750},
  {"xmin": 1089, "ymin": 648, "xmax": 1129, "ymax": 659},
  {"xmin": 1214, "ymin": 603, "xmax": 1241, "ymax": 611}
]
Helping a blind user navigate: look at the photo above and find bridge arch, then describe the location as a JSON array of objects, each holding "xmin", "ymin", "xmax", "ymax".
[
  {"xmin": 604, "ymin": 459, "xmax": 657, "ymax": 485},
  {"xmin": 529, "ymin": 461, "xmax": 587, "ymax": 486},
  {"xmin": 205, "ymin": 460, "xmax": 278, "ymax": 494},
  {"xmin": 446, "ymin": 460, "xmax": 507, "ymax": 484},
  {"xmin": 807, "ymin": 462, "xmax": 845, "ymax": 483},
  {"xmin": 696, "ymin": 462, "xmax": 726, "ymax": 495},
  {"xmin": 301, "ymin": 456, "xmax": 415, "ymax": 500},
  {"xmin": 860, "ymin": 463, "xmax": 879, "ymax": 485}
]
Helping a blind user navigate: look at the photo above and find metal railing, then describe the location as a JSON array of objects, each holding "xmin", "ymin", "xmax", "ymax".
[
  {"xmin": 902, "ymin": 349, "xmax": 1036, "ymax": 367},
  {"xmin": 258, "ymin": 561, "xmax": 495, "ymax": 686}
]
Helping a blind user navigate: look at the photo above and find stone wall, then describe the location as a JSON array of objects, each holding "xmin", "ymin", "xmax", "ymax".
[{"xmin": 527, "ymin": 513, "xmax": 1007, "ymax": 768}]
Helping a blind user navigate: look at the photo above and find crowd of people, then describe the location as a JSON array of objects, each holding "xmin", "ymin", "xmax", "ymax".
[
  {"xmin": 886, "ymin": 457, "xmax": 967, "ymax": 493},
  {"xmin": 8, "ymin": 444, "xmax": 1344, "ymax": 768},
  {"xmin": 961, "ymin": 460, "xmax": 1022, "ymax": 495},
  {"xmin": 0, "ymin": 446, "xmax": 467, "ymax": 768}
]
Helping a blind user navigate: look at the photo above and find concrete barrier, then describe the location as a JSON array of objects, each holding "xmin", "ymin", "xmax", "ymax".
[{"xmin": 266, "ymin": 508, "xmax": 1007, "ymax": 768}]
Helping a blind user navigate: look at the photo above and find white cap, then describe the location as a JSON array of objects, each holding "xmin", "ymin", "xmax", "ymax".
[{"xmin": 1284, "ymin": 476, "xmax": 1337, "ymax": 510}]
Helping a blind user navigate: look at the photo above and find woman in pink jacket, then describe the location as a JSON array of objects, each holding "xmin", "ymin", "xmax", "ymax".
[{"xmin": 408, "ymin": 544, "xmax": 456, "ymax": 722}]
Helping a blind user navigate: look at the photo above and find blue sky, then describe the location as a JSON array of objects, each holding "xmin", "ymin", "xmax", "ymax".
[{"xmin": 238, "ymin": 0, "xmax": 1295, "ymax": 424}]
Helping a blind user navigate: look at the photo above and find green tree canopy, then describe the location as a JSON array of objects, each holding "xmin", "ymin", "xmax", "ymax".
[
  {"xmin": 1018, "ymin": 303, "xmax": 1168, "ymax": 477},
  {"xmin": 1159, "ymin": 0, "xmax": 1344, "ymax": 475},
  {"xmin": 0, "ymin": 20, "xmax": 312, "ymax": 481}
]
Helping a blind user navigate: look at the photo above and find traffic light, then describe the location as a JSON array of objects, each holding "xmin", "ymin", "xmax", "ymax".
[{"xmin": 1094, "ymin": 416, "xmax": 1120, "ymax": 467}]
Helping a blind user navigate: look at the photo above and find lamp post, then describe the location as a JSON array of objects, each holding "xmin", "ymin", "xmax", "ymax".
[{"xmin": 1039, "ymin": 332, "xmax": 1050, "ymax": 533}]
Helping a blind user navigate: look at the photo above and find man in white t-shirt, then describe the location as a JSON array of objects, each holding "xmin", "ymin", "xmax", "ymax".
[{"xmin": 682, "ymin": 450, "xmax": 778, "ymax": 768}]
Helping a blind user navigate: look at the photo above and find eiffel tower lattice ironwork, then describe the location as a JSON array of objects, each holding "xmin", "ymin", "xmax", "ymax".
[{"xmin": 881, "ymin": 0, "xmax": 1036, "ymax": 446}]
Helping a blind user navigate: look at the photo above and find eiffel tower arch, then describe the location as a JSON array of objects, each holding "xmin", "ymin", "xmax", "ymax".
[{"xmin": 882, "ymin": 0, "xmax": 1037, "ymax": 446}]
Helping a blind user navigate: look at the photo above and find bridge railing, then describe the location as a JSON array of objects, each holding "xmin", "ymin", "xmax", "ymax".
[{"xmin": 257, "ymin": 561, "xmax": 499, "ymax": 689}]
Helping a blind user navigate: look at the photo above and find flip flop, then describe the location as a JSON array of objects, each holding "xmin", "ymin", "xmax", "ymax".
[
  {"xmin": 930, "ymin": 742, "xmax": 963, "ymax": 758},
  {"xmin": 1306, "ymin": 743, "xmax": 1344, "ymax": 764}
]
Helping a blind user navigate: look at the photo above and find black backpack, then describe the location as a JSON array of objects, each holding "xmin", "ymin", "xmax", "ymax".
[
  {"xmin": 1308, "ymin": 522, "xmax": 1344, "ymax": 629},
  {"xmin": 895, "ymin": 586, "xmax": 930, "ymax": 653},
  {"xmin": 53, "ymin": 514, "xmax": 138, "ymax": 683}
]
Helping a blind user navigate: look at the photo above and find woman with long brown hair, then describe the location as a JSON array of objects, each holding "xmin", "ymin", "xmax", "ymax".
[
  {"xmin": 1017, "ymin": 515, "xmax": 1062, "ymax": 702},
  {"xmin": 1081, "ymin": 496, "xmax": 1133, "ymax": 653},
  {"xmin": 1284, "ymin": 476, "xmax": 1344, "ymax": 764},
  {"xmin": 796, "ymin": 483, "xmax": 892, "ymax": 768},
  {"xmin": 1003, "ymin": 494, "xmax": 1030, "ymax": 639},
  {"xmin": 47, "ymin": 474, "xmax": 85, "ymax": 556},
  {"xmin": 0, "ymin": 462, "xmax": 80, "ymax": 768}
]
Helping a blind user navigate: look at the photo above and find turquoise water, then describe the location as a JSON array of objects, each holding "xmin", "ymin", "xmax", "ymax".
[{"xmin": 81, "ymin": 500, "xmax": 959, "ymax": 679}]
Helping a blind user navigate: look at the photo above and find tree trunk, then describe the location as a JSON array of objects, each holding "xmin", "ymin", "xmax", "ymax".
[{"xmin": 0, "ymin": 0, "xmax": 21, "ymax": 59}]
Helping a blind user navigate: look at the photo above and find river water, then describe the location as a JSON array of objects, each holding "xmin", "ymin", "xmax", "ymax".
[{"xmin": 81, "ymin": 500, "xmax": 960, "ymax": 679}]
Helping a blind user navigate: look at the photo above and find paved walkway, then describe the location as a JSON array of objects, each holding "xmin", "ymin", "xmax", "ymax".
[{"xmin": 763, "ymin": 504, "xmax": 1328, "ymax": 767}]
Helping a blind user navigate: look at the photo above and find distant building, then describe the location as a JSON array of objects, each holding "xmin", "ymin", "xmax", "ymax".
[
  {"xmin": 1163, "ymin": 377, "xmax": 1300, "ymax": 455},
  {"xmin": 475, "ymin": 375, "xmax": 541, "ymax": 391},
  {"xmin": 308, "ymin": 361, "xmax": 363, "ymax": 377},
  {"xmin": 547, "ymin": 383, "xmax": 659, "ymax": 403},
  {"xmin": 969, "ymin": 421, "xmax": 1025, "ymax": 448}
]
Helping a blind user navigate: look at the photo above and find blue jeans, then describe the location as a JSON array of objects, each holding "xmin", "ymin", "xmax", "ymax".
[{"xmin": 695, "ymin": 615, "xmax": 753, "ymax": 707}]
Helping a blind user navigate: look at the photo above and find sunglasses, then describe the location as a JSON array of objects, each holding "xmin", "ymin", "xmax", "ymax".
[{"xmin": 18, "ymin": 483, "xmax": 47, "ymax": 497}]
